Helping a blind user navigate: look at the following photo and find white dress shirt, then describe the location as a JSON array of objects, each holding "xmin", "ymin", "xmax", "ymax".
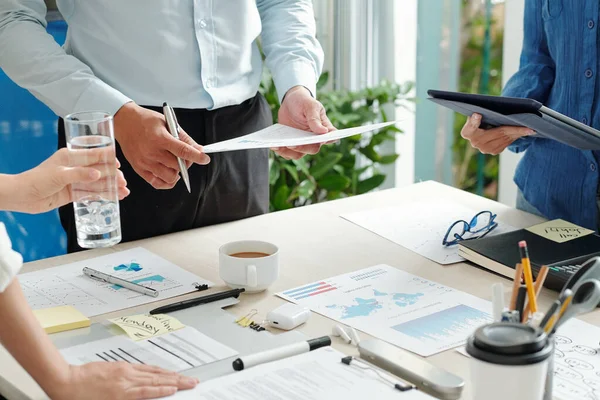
[
  {"xmin": 0, "ymin": 0, "xmax": 324, "ymax": 117},
  {"xmin": 0, "ymin": 223, "xmax": 23, "ymax": 293}
]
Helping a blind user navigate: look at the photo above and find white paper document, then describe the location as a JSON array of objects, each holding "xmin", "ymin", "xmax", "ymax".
[
  {"xmin": 202, "ymin": 121, "xmax": 396, "ymax": 153},
  {"xmin": 277, "ymin": 265, "xmax": 492, "ymax": 357},
  {"xmin": 170, "ymin": 347, "xmax": 434, "ymax": 399},
  {"xmin": 61, "ymin": 326, "xmax": 238, "ymax": 372},
  {"xmin": 18, "ymin": 247, "xmax": 212, "ymax": 317},
  {"xmin": 549, "ymin": 319, "xmax": 600, "ymax": 400},
  {"xmin": 341, "ymin": 200, "xmax": 516, "ymax": 265}
]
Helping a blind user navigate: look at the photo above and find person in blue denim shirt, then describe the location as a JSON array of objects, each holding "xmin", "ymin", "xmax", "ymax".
[{"xmin": 461, "ymin": 0, "xmax": 600, "ymax": 231}]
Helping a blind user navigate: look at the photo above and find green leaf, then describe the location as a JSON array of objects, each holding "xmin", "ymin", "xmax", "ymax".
[
  {"xmin": 378, "ymin": 154, "xmax": 399, "ymax": 165},
  {"xmin": 318, "ymin": 175, "xmax": 351, "ymax": 191},
  {"xmin": 297, "ymin": 179, "xmax": 316, "ymax": 198},
  {"xmin": 282, "ymin": 163, "xmax": 299, "ymax": 183},
  {"xmin": 272, "ymin": 185, "xmax": 292, "ymax": 210},
  {"xmin": 292, "ymin": 158, "xmax": 311, "ymax": 176},
  {"xmin": 333, "ymin": 165, "xmax": 345, "ymax": 174},
  {"xmin": 269, "ymin": 160, "xmax": 280, "ymax": 185},
  {"xmin": 357, "ymin": 174, "xmax": 386, "ymax": 194},
  {"xmin": 309, "ymin": 153, "xmax": 343, "ymax": 179},
  {"xmin": 317, "ymin": 72, "xmax": 330, "ymax": 90},
  {"xmin": 359, "ymin": 146, "xmax": 381, "ymax": 162}
]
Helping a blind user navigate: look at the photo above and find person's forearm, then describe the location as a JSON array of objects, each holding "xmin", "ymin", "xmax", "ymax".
[
  {"xmin": 0, "ymin": 1, "xmax": 130, "ymax": 117},
  {"xmin": 0, "ymin": 174, "xmax": 21, "ymax": 212},
  {"xmin": 0, "ymin": 281, "xmax": 70, "ymax": 397}
]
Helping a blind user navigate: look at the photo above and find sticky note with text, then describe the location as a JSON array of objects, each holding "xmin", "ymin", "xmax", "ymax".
[
  {"xmin": 526, "ymin": 219, "xmax": 594, "ymax": 243},
  {"xmin": 110, "ymin": 313, "xmax": 185, "ymax": 341}
]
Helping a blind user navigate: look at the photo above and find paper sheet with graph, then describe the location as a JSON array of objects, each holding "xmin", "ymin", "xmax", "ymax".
[
  {"xmin": 202, "ymin": 122, "xmax": 396, "ymax": 153},
  {"xmin": 18, "ymin": 247, "xmax": 212, "ymax": 317},
  {"xmin": 277, "ymin": 265, "xmax": 492, "ymax": 357}
]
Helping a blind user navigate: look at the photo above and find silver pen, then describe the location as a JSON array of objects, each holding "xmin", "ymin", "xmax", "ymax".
[
  {"xmin": 83, "ymin": 267, "xmax": 159, "ymax": 297},
  {"xmin": 162, "ymin": 102, "xmax": 191, "ymax": 193}
]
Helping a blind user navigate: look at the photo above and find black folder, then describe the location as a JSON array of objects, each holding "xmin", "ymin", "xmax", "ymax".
[{"xmin": 427, "ymin": 89, "xmax": 600, "ymax": 150}]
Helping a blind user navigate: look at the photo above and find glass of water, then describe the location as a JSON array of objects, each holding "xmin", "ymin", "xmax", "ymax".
[{"xmin": 64, "ymin": 111, "xmax": 121, "ymax": 248}]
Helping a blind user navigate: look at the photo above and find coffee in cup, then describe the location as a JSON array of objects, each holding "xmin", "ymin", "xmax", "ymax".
[{"xmin": 219, "ymin": 240, "xmax": 279, "ymax": 293}]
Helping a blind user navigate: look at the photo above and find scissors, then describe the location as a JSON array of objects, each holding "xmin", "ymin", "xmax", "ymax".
[{"xmin": 554, "ymin": 279, "xmax": 600, "ymax": 332}]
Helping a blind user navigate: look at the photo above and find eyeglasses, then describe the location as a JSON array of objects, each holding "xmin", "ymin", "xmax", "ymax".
[{"xmin": 442, "ymin": 210, "xmax": 498, "ymax": 247}]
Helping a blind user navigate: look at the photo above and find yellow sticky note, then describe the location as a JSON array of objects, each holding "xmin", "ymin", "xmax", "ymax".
[
  {"xmin": 110, "ymin": 314, "xmax": 185, "ymax": 341},
  {"xmin": 526, "ymin": 219, "xmax": 595, "ymax": 243},
  {"xmin": 33, "ymin": 305, "xmax": 90, "ymax": 334}
]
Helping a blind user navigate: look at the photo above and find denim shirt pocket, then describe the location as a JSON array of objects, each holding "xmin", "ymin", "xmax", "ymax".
[{"xmin": 542, "ymin": 0, "xmax": 563, "ymax": 20}]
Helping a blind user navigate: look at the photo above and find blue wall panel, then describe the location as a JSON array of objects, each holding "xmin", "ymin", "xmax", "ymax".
[{"xmin": 0, "ymin": 21, "xmax": 68, "ymax": 261}]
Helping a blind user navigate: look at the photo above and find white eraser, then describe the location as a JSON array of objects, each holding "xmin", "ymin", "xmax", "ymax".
[{"xmin": 267, "ymin": 303, "xmax": 311, "ymax": 330}]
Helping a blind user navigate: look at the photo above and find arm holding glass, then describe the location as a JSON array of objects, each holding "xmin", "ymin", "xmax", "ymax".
[{"xmin": 0, "ymin": 148, "xmax": 199, "ymax": 399}]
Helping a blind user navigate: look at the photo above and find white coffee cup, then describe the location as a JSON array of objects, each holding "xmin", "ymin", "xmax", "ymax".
[
  {"xmin": 466, "ymin": 323, "xmax": 552, "ymax": 400},
  {"xmin": 219, "ymin": 240, "xmax": 279, "ymax": 293}
]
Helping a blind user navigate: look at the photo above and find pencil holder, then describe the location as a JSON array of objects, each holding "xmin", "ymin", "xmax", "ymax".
[{"xmin": 543, "ymin": 334, "xmax": 555, "ymax": 400}]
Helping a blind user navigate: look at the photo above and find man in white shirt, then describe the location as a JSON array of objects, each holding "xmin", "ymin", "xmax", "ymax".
[{"xmin": 0, "ymin": 1, "xmax": 332, "ymax": 252}]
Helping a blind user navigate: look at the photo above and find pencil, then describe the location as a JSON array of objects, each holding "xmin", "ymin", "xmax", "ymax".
[
  {"xmin": 522, "ymin": 265, "xmax": 549, "ymax": 322},
  {"xmin": 509, "ymin": 263, "xmax": 524, "ymax": 310},
  {"xmin": 519, "ymin": 241, "xmax": 538, "ymax": 313}
]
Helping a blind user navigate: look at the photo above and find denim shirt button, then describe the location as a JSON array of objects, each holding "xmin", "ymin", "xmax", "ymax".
[
  {"xmin": 583, "ymin": 117, "xmax": 589, "ymax": 124},
  {"xmin": 589, "ymin": 20, "xmax": 595, "ymax": 29},
  {"xmin": 592, "ymin": 163, "xmax": 597, "ymax": 172},
  {"xmin": 586, "ymin": 69, "xmax": 594, "ymax": 78}
]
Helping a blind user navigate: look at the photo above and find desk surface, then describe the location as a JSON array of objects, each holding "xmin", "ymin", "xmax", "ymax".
[{"xmin": 2, "ymin": 181, "xmax": 595, "ymax": 400}]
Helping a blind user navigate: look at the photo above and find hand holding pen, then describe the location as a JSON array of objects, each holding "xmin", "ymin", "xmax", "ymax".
[{"xmin": 112, "ymin": 102, "xmax": 209, "ymax": 190}]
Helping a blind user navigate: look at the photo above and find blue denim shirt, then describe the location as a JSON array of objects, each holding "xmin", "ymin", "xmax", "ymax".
[{"xmin": 504, "ymin": 0, "xmax": 600, "ymax": 230}]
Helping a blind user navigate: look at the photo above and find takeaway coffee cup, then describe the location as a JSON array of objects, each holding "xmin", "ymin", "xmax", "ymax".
[{"xmin": 466, "ymin": 323, "xmax": 553, "ymax": 400}]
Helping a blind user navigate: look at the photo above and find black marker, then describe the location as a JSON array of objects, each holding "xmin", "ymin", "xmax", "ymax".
[
  {"xmin": 232, "ymin": 336, "xmax": 331, "ymax": 371},
  {"xmin": 149, "ymin": 288, "xmax": 245, "ymax": 315}
]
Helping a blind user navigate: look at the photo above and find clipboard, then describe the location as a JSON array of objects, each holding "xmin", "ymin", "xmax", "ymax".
[{"xmin": 427, "ymin": 90, "xmax": 600, "ymax": 150}]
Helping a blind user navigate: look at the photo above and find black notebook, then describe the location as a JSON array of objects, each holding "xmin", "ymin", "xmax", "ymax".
[
  {"xmin": 427, "ymin": 89, "xmax": 600, "ymax": 150},
  {"xmin": 458, "ymin": 229, "xmax": 600, "ymax": 292}
]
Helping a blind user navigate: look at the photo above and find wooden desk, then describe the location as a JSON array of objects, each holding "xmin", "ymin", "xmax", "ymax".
[{"xmin": 2, "ymin": 181, "xmax": 595, "ymax": 399}]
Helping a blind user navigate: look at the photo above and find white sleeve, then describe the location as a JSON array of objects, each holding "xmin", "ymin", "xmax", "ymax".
[
  {"xmin": 0, "ymin": 223, "xmax": 23, "ymax": 293},
  {"xmin": 0, "ymin": 0, "xmax": 131, "ymax": 117}
]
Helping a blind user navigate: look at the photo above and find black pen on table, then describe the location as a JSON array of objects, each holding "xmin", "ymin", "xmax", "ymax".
[
  {"xmin": 162, "ymin": 102, "xmax": 191, "ymax": 193},
  {"xmin": 149, "ymin": 288, "xmax": 245, "ymax": 315}
]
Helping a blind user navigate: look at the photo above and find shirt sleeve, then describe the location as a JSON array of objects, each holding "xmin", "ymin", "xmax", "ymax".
[
  {"xmin": 0, "ymin": 1, "xmax": 131, "ymax": 118},
  {"xmin": 257, "ymin": 0, "xmax": 324, "ymax": 103},
  {"xmin": 503, "ymin": 0, "xmax": 555, "ymax": 154},
  {"xmin": 0, "ymin": 223, "xmax": 23, "ymax": 293}
]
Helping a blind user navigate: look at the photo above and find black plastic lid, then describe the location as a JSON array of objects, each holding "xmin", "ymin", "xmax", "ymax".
[{"xmin": 466, "ymin": 323, "xmax": 552, "ymax": 366}]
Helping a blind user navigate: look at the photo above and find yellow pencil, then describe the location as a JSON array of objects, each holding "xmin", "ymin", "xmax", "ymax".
[
  {"xmin": 522, "ymin": 265, "xmax": 549, "ymax": 322},
  {"xmin": 519, "ymin": 241, "xmax": 537, "ymax": 313}
]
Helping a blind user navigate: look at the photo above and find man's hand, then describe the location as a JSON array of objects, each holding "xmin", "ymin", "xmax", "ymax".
[
  {"xmin": 113, "ymin": 103, "xmax": 210, "ymax": 189},
  {"xmin": 275, "ymin": 86, "xmax": 336, "ymax": 160},
  {"xmin": 10, "ymin": 148, "xmax": 129, "ymax": 214},
  {"xmin": 47, "ymin": 363, "xmax": 198, "ymax": 400},
  {"xmin": 461, "ymin": 113, "xmax": 534, "ymax": 155}
]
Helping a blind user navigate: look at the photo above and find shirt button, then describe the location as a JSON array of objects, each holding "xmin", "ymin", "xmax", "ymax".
[
  {"xmin": 585, "ymin": 69, "xmax": 594, "ymax": 78},
  {"xmin": 198, "ymin": 19, "xmax": 207, "ymax": 29},
  {"xmin": 589, "ymin": 20, "xmax": 595, "ymax": 29},
  {"xmin": 205, "ymin": 79, "xmax": 213, "ymax": 88},
  {"xmin": 583, "ymin": 117, "xmax": 588, "ymax": 124},
  {"xmin": 591, "ymin": 163, "xmax": 597, "ymax": 172}
]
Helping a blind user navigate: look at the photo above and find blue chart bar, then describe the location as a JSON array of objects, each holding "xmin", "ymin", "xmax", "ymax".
[
  {"xmin": 392, "ymin": 305, "xmax": 491, "ymax": 342},
  {"xmin": 350, "ymin": 268, "xmax": 387, "ymax": 281}
]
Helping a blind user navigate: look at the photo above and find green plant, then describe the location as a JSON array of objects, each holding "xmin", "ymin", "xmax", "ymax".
[
  {"xmin": 453, "ymin": 1, "xmax": 504, "ymax": 198},
  {"xmin": 260, "ymin": 72, "xmax": 413, "ymax": 211}
]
